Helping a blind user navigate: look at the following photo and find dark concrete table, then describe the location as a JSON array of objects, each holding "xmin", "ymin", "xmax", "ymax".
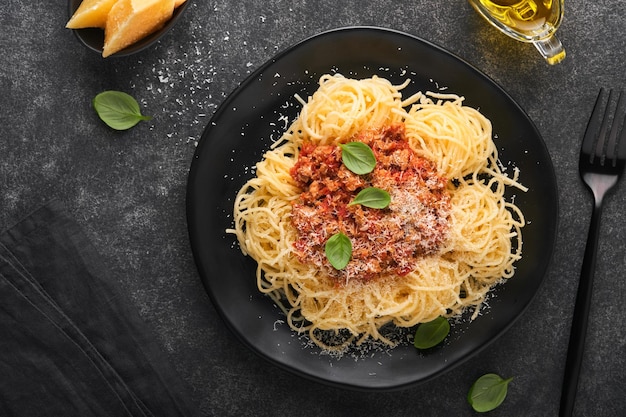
[{"xmin": 2, "ymin": 1, "xmax": 624, "ymax": 416}]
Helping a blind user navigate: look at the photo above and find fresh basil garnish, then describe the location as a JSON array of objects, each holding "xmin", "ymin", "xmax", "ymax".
[
  {"xmin": 325, "ymin": 232, "xmax": 352, "ymax": 270},
  {"xmin": 339, "ymin": 142, "xmax": 376, "ymax": 175},
  {"xmin": 467, "ymin": 373, "xmax": 513, "ymax": 413},
  {"xmin": 413, "ymin": 316, "xmax": 450, "ymax": 349},
  {"xmin": 349, "ymin": 187, "xmax": 391, "ymax": 209},
  {"xmin": 92, "ymin": 90, "xmax": 151, "ymax": 130}
]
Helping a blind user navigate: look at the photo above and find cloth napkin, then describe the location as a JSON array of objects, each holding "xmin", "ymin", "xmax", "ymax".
[{"xmin": 0, "ymin": 201, "xmax": 202, "ymax": 417}]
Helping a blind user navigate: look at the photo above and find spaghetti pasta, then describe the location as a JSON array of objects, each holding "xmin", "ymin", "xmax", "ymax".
[{"xmin": 227, "ymin": 74, "xmax": 526, "ymax": 350}]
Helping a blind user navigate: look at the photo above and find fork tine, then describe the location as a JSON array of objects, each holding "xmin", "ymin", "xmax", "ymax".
[
  {"xmin": 581, "ymin": 88, "xmax": 608, "ymax": 161},
  {"xmin": 605, "ymin": 90, "xmax": 625, "ymax": 164},
  {"xmin": 613, "ymin": 92, "xmax": 626, "ymax": 164},
  {"xmin": 593, "ymin": 89, "xmax": 613, "ymax": 161}
]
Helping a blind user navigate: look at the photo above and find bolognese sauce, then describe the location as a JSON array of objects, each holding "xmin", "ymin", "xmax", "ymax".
[{"xmin": 290, "ymin": 124, "xmax": 451, "ymax": 283}]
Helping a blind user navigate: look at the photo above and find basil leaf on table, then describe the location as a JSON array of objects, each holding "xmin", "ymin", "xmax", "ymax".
[
  {"xmin": 413, "ymin": 316, "xmax": 450, "ymax": 349},
  {"xmin": 467, "ymin": 373, "xmax": 513, "ymax": 412},
  {"xmin": 339, "ymin": 142, "xmax": 376, "ymax": 174},
  {"xmin": 92, "ymin": 91, "xmax": 152, "ymax": 130},
  {"xmin": 349, "ymin": 187, "xmax": 391, "ymax": 209},
  {"xmin": 325, "ymin": 232, "xmax": 352, "ymax": 270}
]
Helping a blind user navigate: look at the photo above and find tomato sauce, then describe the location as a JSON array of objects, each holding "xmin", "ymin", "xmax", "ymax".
[{"xmin": 290, "ymin": 124, "xmax": 451, "ymax": 283}]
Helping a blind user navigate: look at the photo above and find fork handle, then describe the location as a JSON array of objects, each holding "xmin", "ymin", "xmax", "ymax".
[{"xmin": 559, "ymin": 202, "xmax": 603, "ymax": 417}]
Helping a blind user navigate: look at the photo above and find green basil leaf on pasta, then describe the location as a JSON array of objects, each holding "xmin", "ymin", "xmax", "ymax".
[
  {"xmin": 413, "ymin": 316, "xmax": 450, "ymax": 349},
  {"xmin": 467, "ymin": 373, "xmax": 513, "ymax": 413},
  {"xmin": 92, "ymin": 90, "xmax": 152, "ymax": 130},
  {"xmin": 325, "ymin": 232, "xmax": 352, "ymax": 270},
  {"xmin": 339, "ymin": 142, "xmax": 376, "ymax": 174},
  {"xmin": 349, "ymin": 187, "xmax": 391, "ymax": 209}
]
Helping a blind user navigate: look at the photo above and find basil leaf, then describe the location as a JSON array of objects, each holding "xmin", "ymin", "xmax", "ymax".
[
  {"xmin": 339, "ymin": 142, "xmax": 376, "ymax": 174},
  {"xmin": 349, "ymin": 187, "xmax": 391, "ymax": 209},
  {"xmin": 325, "ymin": 232, "xmax": 352, "ymax": 270},
  {"xmin": 92, "ymin": 91, "xmax": 151, "ymax": 130},
  {"xmin": 413, "ymin": 316, "xmax": 450, "ymax": 349},
  {"xmin": 467, "ymin": 373, "xmax": 513, "ymax": 413}
]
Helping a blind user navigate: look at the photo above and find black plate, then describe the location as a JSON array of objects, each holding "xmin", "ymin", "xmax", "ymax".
[
  {"xmin": 187, "ymin": 27, "xmax": 558, "ymax": 391},
  {"xmin": 67, "ymin": 0, "xmax": 189, "ymax": 57}
]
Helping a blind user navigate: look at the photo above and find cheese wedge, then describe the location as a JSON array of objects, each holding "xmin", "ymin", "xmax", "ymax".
[
  {"xmin": 66, "ymin": 0, "xmax": 118, "ymax": 29},
  {"xmin": 102, "ymin": 0, "xmax": 175, "ymax": 57}
]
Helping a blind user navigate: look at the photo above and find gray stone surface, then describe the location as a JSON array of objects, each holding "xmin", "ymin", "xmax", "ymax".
[{"xmin": 1, "ymin": 1, "xmax": 625, "ymax": 416}]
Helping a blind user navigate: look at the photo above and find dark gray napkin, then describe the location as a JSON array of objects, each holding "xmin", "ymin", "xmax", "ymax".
[{"xmin": 0, "ymin": 201, "xmax": 202, "ymax": 417}]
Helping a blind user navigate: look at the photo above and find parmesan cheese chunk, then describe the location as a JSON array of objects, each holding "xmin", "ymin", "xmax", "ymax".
[{"xmin": 103, "ymin": 0, "xmax": 176, "ymax": 57}]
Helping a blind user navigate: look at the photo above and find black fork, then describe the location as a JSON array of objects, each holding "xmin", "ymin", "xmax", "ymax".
[{"xmin": 559, "ymin": 89, "xmax": 626, "ymax": 417}]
